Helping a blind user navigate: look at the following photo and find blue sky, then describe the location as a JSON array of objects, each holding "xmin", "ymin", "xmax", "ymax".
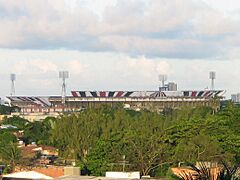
[{"xmin": 0, "ymin": 0, "xmax": 240, "ymax": 98}]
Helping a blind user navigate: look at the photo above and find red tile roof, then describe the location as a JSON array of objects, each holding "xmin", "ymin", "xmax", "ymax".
[
  {"xmin": 20, "ymin": 145, "xmax": 58, "ymax": 157},
  {"xmin": 33, "ymin": 167, "xmax": 64, "ymax": 178}
]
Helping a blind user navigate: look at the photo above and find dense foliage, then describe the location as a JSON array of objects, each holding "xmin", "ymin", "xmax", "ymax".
[
  {"xmin": 0, "ymin": 105, "xmax": 20, "ymax": 115},
  {"xmin": 24, "ymin": 117, "xmax": 55, "ymax": 144},
  {"xmin": 1, "ymin": 116, "xmax": 29, "ymax": 129},
  {"xmin": 0, "ymin": 116, "xmax": 55, "ymax": 172},
  {"xmin": 50, "ymin": 104, "xmax": 240, "ymax": 176},
  {"xmin": 1, "ymin": 103, "xmax": 240, "ymax": 177}
]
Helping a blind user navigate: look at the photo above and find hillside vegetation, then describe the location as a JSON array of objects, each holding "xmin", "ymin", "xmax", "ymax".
[
  {"xmin": 1, "ymin": 103, "xmax": 240, "ymax": 177},
  {"xmin": 51, "ymin": 103, "xmax": 240, "ymax": 177}
]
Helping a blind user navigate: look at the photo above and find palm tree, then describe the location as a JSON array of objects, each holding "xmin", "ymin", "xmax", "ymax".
[
  {"xmin": 0, "ymin": 142, "xmax": 21, "ymax": 172},
  {"xmin": 177, "ymin": 162, "xmax": 214, "ymax": 180},
  {"xmin": 176, "ymin": 161, "xmax": 240, "ymax": 180},
  {"xmin": 217, "ymin": 161, "xmax": 239, "ymax": 180}
]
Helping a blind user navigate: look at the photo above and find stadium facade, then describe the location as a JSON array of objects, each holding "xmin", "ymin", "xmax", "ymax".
[{"xmin": 6, "ymin": 90, "xmax": 225, "ymax": 114}]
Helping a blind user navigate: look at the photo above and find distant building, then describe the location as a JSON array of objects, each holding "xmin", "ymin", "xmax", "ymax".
[
  {"xmin": 159, "ymin": 82, "xmax": 177, "ymax": 91},
  {"xmin": 168, "ymin": 82, "xmax": 177, "ymax": 91},
  {"xmin": 231, "ymin": 93, "xmax": 240, "ymax": 103}
]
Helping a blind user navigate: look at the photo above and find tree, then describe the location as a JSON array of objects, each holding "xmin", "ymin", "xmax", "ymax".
[
  {"xmin": 49, "ymin": 105, "xmax": 240, "ymax": 177},
  {"xmin": 86, "ymin": 138, "xmax": 113, "ymax": 176},
  {"xmin": 1, "ymin": 116, "xmax": 29, "ymax": 130},
  {"xmin": 174, "ymin": 134, "xmax": 222, "ymax": 163},
  {"xmin": 24, "ymin": 117, "xmax": 55, "ymax": 145},
  {"xmin": 123, "ymin": 111, "xmax": 172, "ymax": 176},
  {"xmin": 0, "ymin": 130, "xmax": 17, "ymax": 145},
  {"xmin": 0, "ymin": 142, "xmax": 21, "ymax": 172},
  {"xmin": 0, "ymin": 105, "xmax": 20, "ymax": 115}
]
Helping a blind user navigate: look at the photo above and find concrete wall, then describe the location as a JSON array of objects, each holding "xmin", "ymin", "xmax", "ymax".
[
  {"xmin": 106, "ymin": 172, "xmax": 140, "ymax": 179},
  {"xmin": 64, "ymin": 167, "xmax": 80, "ymax": 176}
]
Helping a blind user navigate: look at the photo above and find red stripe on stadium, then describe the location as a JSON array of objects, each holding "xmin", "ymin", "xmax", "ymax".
[
  {"xmin": 72, "ymin": 91, "xmax": 78, "ymax": 97},
  {"xmin": 100, "ymin": 91, "xmax": 106, "ymax": 97},
  {"xmin": 116, "ymin": 91, "xmax": 124, "ymax": 97},
  {"xmin": 191, "ymin": 91, "xmax": 197, "ymax": 97},
  {"xmin": 203, "ymin": 91, "xmax": 211, "ymax": 97}
]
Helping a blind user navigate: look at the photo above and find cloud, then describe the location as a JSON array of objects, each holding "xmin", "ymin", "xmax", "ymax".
[
  {"xmin": 156, "ymin": 61, "xmax": 171, "ymax": 74},
  {"xmin": 193, "ymin": 5, "xmax": 240, "ymax": 36},
  {"xmin": 111, "ymin": 56, "xmax": 172, "ymax": 89},
  {"xmin": 0, "ymin": 0, "xmax": 239, "ymax": 59},
  {"xmin": 13, "ymin": 60, "xmax": 58, "ymax": 75},
  {"xmin": 66, "ymin": 60, "xmax": 88, "ymax": 75},
  {"xmin": 0, "ymin": 0, "xmax": 99, "ymax": 48},
  {"xmin": 99, "ymin": 35, "xmax": 221, "ymax": 58}
]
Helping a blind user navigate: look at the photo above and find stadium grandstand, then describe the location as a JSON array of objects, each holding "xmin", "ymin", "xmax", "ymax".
[{"xmin": 6, "ymin": 90, "xmax": 225, "ymax": 114}]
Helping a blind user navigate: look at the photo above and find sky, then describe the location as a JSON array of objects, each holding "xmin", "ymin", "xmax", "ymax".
[{"xmin": 0, "ymin": 0, "xmax": 240, "ymax": 98}]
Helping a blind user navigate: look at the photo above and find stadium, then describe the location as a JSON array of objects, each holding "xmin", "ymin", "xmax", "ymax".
[
  {"xmin": 6, "ymin": 89, "xmax": 225, "ymax": 114},
  {"xmin": 4, "ymin": 71, "xmax": 226, "ymax": 118}
]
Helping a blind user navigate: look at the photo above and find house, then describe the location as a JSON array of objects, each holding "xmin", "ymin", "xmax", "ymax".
[
  {"xmin": 2, "ymin": 171, "xmax": 54, "ymax": 179},
  {"xmin": 35, "ymin": 145, "xmax": 59, "ymax": 156},
  {"xmin": 21, "ymin": 144, "xmax": 58, "ymax": 157},
  {"xmin": 20, "ymin": 144, "xmax": 58, "ymax": 167},
  {"xmin": 2, "ymin": 167, "xmax": 81, "ymax": 180},
  {"xmin": 33, "ymin": 167, "xmax": 64, "ymax": 178}
]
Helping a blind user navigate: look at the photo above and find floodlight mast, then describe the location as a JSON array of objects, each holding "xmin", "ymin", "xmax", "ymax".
[
  {"xmin": 209, "ymin": 71, "xmax": 216, "ymax": 91},
  {"xmin": 59, "ymin": 71, "xmax": 69, "ymax": 104},
  {"xmin": 10, "ymin": 73, "xmax": 16, "ymax": 96}
]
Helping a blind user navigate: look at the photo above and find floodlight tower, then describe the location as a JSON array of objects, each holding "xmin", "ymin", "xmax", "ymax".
[
  {"xmin": 209, "ymin": 71, "xmax": 216, "ymax": 91},
  {"xmin": 59, "ymin": 71, "xmax": 69, "ymax": 104},
  {"xmin": 10, "ymin": 73, "xmax": 16, "ymax": 96},
  {"xmin": 158, "ymin": 74, "xmax": 167, "ymax": 91}
]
